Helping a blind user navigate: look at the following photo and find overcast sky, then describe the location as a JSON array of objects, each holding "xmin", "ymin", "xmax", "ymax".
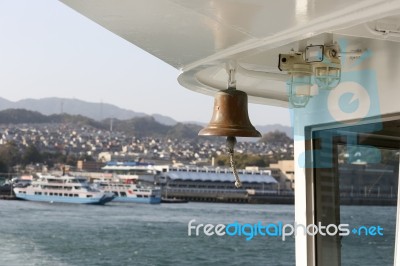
[{"xmin": 0, "ymin": 0, "xmax": 291, "ymax": 126}]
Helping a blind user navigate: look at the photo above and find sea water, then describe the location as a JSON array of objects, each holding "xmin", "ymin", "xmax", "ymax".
[{"xmin": 0, "ymin": 201, "xmax": 395, "ymax": 266}]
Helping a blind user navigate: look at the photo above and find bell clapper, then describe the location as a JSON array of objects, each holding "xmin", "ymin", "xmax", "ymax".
[{"xmin": 226, "ymin": 136, "xmax": 242, "ymax": 188}]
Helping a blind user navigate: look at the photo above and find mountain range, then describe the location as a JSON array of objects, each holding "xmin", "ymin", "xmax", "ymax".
[
  {"xmin": 0, "ymin": 109, "xmax": 202, "ymax": 140},
  {"xmin": 0, "ymin": 97, "xmax": 292, "ymax": 137}
]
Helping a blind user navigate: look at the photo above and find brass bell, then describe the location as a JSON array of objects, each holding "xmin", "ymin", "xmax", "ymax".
[{"xmin": 199, "ymin": 88, "xmax": 261, "ymax": 137}]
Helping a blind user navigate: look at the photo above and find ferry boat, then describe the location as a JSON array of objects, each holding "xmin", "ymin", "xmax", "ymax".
[
  {"xmin": 13, "ymin": 174, "xmax": 115, "ymax": 205},
  {"xmin": 94, "ymin": 179, "xmax": 161, "ymax": 204},
  {"xmin": 98, "ymin": 161, "xmax": 162, "ymax": 204}
]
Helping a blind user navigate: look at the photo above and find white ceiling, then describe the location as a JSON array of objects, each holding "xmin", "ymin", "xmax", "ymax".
[{"xmin": 59, "ymin": 0, "xmax": 400, "ymax": 106}]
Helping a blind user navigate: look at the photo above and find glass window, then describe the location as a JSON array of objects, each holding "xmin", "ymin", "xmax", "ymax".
[{"xmin": 313, "ymin": 120, "xmax": 398, "ymax": 266}]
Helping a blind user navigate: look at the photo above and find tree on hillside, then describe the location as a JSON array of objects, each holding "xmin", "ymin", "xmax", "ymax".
[
  {"xmin": 0, "ymin": 142, "xmax": 21, "ymax": 172},
  {"xmin": 167, "ymin": 123, "xmax": 202, "ymax": 140},
  {"xmin": 0, "ymin": 159, "xmax": 9, "ymax": 173},
  {"xmin": 22, "ymin": 145, "xmax": 43, "ymax": 165},
  {"xmin": 259, "ymin": 130, "xmax": 293, "ymax": 145}
]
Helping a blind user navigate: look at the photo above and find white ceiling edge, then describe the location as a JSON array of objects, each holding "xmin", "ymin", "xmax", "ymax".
[
  {"xmin": 181, "ymin": 0, "xmax": 400, "ymax": 73},
  {"xmin": 178, "ymin": 1, "xmax": 400, "ymax": 105},
  {"xmin": 58, "ymin": 0, "xmax": 400, "ymax": 106}
]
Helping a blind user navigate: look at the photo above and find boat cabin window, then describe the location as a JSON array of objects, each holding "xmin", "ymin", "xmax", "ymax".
[{"xmin": 312, "ymin": 119, "xmax": 399, "ymax": 266}]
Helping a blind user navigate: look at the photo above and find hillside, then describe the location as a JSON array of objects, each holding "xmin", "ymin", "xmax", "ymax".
[
  {"xmin": 0, "ymin": 109, "xmax": 106, "ymax": 129},
  {"xmin": 0, "ymin": 108, "xmax": 292, "ymax": 141},
  {"xmin": 0, "ymin": 97, "xmax": 177, "ymax": 125},
  {"xmin": 0, "ymin": 97, "xmax": 293, "ymax": 137},
  {"xmin": 0, "ymin": 109, "xmax": 201, "ymax": 140},
  {"xmin": 255, "ymin": 124, "xmax": 293, "ymax": 138}
]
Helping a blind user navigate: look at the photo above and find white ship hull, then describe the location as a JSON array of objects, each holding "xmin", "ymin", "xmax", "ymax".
[{"xmin": 14, "ymin": 174, "xmax": 114, "ymax": 205}]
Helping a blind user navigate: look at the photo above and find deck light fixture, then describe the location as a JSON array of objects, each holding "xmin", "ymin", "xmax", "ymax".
[
  {"xmin": 311, "ymin": 45, "xmax": 341, "ymax": 90},
  {"xmin": 279, "ymin": 53, "xmax": 313, "ymax": 108},
  {"xmin": 279, "ymin": 45, "xmax": 341, "ymax": 107}
]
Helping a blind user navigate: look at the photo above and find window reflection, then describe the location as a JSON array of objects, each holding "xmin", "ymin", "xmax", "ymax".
[{"xmin": 313, "ymin": 120, "xmax": 399, "ymax": 266}]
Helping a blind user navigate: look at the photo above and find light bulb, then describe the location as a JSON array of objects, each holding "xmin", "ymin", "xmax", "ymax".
[
  {"xmin": 288, "ymin": 73, "xmax": 312, "ymax": 108},
  {"xmin": 314, "ymin": 66, "xmax": 341, "ymax": 90},
  {"xmin": 278, "ymin": 53, "xmax": 313, "ymax": 108}
]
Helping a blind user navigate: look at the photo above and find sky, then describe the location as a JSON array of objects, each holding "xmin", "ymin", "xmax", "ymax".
[{"xmin": 0, "ymin": 0, "xmax": 291, "ymax": 126}]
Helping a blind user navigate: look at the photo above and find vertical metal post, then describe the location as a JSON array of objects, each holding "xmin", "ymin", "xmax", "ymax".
[{"xmin": 394, "ymin": 158, "xmax": 400, "ymax": 265}]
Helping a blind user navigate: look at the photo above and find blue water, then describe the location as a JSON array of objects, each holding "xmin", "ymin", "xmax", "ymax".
[
  {"xmin": 340, "ymin": 205, "xmax": 396, "ymax": 266},
  {"xmin": 0, "ymin": 201, "xmax": 396, "ymax": 265},
  {"xmin": 0, "ymin": 201, "xmax": 294, "ymax": 266}
]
